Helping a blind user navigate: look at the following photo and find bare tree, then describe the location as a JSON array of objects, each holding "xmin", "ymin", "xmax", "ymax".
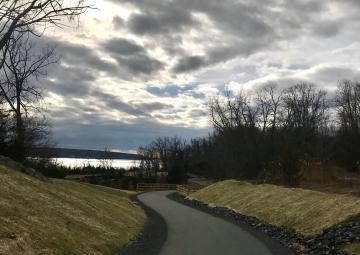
[
  {"xmin": 138, "ymin": 136, "xmax": 188, "ymax": 183},
  {"xmin": 98, "ymin": 147, "xmax": 114, "ymax": 170},
  {"xmin": 256, "ymin": 83, "xmax": 283, "ymax": 133},
  {"xmin": 282, "ymin": 83, "xmax": 328, "ymax": 132},
  {"xmin": 209, "ymin": 90, "xmax": 256, "ymax": 133},
  {"xmin": 0, "ymin": 1, "xmax": 90, "ymax": 59},
  {"xmin": 335, "ymin": 80, "xmax": 360, "ymax": 171},
  {"xmin": 0, "ymin": 36, "xmax": 58, "ymax": 160},
  {"xmin": 336, "ymin": 80, "xmax": 360, "ymax": 134}
]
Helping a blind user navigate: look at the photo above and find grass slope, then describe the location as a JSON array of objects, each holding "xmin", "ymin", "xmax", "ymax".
[
  {"xmin": 190, "ymin": 180, "xmax": 360, "ymax": 235},
  {"xmin": 345, "ymin": 243, "xmax": 360, "ymax": 255},
  {"xmin": 344, "ymin": 243, "xmax": 360, "ymax": 255},
  {"xmin": 0, "ymin": 164, "xmax": 145, "ymax": 255}
]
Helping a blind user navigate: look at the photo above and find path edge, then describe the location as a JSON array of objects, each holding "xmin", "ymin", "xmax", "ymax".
[{"xmin": 115, "ymin": 193, "xmax": 167, "ymax": 255}]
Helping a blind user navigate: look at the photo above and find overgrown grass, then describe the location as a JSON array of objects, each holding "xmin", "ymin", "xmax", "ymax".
[
  {"xmin": 190, "ymin": 180, "xmax": 360, "ymax": 235},
  {"xmin": 344, "ymin": 243, "xmax": 360, "ymax": 255},
  {"xmin": 0, "ymin": 164, "xmax": 146, "ymax": 255}
]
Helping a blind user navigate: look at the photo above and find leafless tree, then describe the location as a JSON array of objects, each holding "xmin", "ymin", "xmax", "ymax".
[
  {"xmin": 0, "ymin": 1, "xmax": 90, "ymax": 68},
  {"xmin": 139, "ymin": 136, "xmax": 188, "ymax": 183},
  {"xmin": 98, "ymin": 147, "xmax": 114, "ymax": 170},
  {"xmin": 256, "ymin": 83, "xmax": 283, "ymax": 133},
  {"xmin": 335, "ymin": 80, "xmax": 360, "ymax": 171},
  {"xmin": 282, "ymin": 83, "xmax": 328, "ymax": 132},
  {"xmin": 209, "ymin": 90, "xmax": 256, "ymax": 133},
  {"xmin": 0, "ymin": 36, "xmax": 58, "ymax": 159},
  {"xmin": 336, "ymin": 80, "xmax": 360, "ymax": 134}
]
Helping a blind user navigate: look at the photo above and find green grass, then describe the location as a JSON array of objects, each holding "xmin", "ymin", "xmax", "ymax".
[
  {"xmin": 344, "ymin": 243, "xmax": 360, "ymax": 255},
  {"xmin": 0, "ymin": 164, "xmax": 146, "ymax": 255},
  {"xmin": 190, "ymin": 180, "xmax": 360, "ymax": 235}
]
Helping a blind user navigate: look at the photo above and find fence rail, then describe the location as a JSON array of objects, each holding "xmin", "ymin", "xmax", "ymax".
[
  {"xmin": 177, "ymin": 184, "xmax": 205, "ymax": 196},
  {"xmin": 137, "ymin": 182, "xmax": 206, "ymax": 196},
  {"xmin": 137, "ymin": 183, "xmax": 178, "ymax": 191}
]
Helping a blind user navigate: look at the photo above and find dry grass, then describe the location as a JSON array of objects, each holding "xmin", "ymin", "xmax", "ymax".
[
  {"xmin": 344, "ymin": 243, "xmax": 360, "ymax": 255},
  {"xmin": 0, "ymin": 164, "xmax": 146, "ymax": 255},
  {"xmin": 300, "ymin": 163, "xmax": 360, "ymax": 196},
  {"xmin": 190, "ymin": 180, "xmax": 360, "ymax": 235}
]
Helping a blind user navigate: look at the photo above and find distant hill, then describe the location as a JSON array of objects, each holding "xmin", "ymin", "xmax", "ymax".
[{"xmin": 32, "ymin": 148, "xmax": 143, "ymax": 160}]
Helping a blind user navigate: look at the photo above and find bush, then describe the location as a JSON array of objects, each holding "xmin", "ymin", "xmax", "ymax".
[
  {"xmin": 26, "ymin": 158, "xmax": 66, "ymax": 179},
  {"xmin": 260, "ymin": 153, "xmax": 303, "ymax": 187}
]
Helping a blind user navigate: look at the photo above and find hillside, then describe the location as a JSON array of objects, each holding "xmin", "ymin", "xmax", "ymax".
[
  {"xmin": 190, "ymin": 180, "xmax": 360, "ymax": 235},
  {"xmin": 0, "ymin": 163, "xmax": 145, "ymax": 255}
]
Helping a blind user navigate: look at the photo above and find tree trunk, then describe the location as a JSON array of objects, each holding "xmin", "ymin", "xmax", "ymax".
[{"xmin": 14, "ymin": 90, "xmax": 25, "ymax": 161}]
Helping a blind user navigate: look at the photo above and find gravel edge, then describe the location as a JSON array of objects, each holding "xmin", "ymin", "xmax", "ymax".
[{"xmin": 115, "ymin": 194, "xmax": 167, "ymax": 255}]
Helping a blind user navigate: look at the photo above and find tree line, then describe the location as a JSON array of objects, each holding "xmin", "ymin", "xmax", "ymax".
[
  {"xmin": 0, "ymin": 1, "xmax": 89, "ymax": 162},
  {"xmin": 139, "ymin": 81, "xmax": 360, "ymax": 186}
]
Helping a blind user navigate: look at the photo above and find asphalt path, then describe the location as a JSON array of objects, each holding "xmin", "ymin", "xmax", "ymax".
[{"xmin": 138, "ymin": 191, "xmax": 292, "ymax": 255}]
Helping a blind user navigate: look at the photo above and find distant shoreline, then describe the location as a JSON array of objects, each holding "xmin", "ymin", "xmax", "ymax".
[{"xmin": 32, "ymin": 147, "xmax": 144, "ymax": 160}]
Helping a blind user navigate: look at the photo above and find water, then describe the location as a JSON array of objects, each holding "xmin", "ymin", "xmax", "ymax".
[{"xmin": 52, "ymin": 158, "xmax": 140, "ymax": 169}]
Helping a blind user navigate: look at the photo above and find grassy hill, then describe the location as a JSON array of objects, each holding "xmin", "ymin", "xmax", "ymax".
[
  {"xmin": 0, "ymin": 163, "xmax": 145, "ymax": 255},
  {"xmin": 190, "ymin": 180, "xmax": 360, "ymax": 235}
]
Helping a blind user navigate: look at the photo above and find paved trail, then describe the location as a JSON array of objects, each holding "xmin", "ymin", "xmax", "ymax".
[{"xmin": 138, "ymin": 191, "xmax": 293, "ymax": 255}]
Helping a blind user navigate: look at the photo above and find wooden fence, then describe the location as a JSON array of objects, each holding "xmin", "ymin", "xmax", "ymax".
[
  {"xmin": 137, "ymin": 182, "xmax": 206, "ymax": 196},
  {"xmin": 136, "ymin": 183, "xmax": 178, "ymax": 191},
  {"xmin": 177, "ymin": 184, "xmax": 205, "ymax": 196}
]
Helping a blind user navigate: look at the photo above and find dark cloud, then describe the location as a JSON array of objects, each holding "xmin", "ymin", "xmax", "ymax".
[
  {"xmin": 173, "ymin": 55, "xmax": 207, "ymax": 73},
  {"xmin": 188, "ymin": 109, "xmax": 207, "ymax": 118},
  {"xmin": 118, "ymin": 0, "xmax": 278, "ymax": 68},
  {"xmin": 114, "ymin": 54, "xmax": 163, "ymax": 75},
  {"xmin": 102, "ymin": 37, "xmax": 164, "ymax": 75},
  {"xmin": 103, "ymin": 38, "xmax": 144, "ymax": 56},
  {"xmin": 33, "ymin": 35, "xmax": 118, "ymax": 74},
  {"xmin": 91, "ymin": 91, "xmax": 149, "ymax": 116},
  {"xmin": 112, "ymin": 16, "xmax": 124, "ymax": 28},
  {"xmin": 127, "ymin": 7, "xmax": 196, "ymax": 36},
  {"xmin": 134, "ymin": 102, "xmax": 173, "ymax": 112},
  {"xmin": 312, "ymin": 21, "xmax": 343, "ymax": 38},
  {"xmin": 57, "ymin": 42, "xmax": 117, "ymax": 73},
  {"xmin": 42, "ymin": 65, "xmax": 96, "ymax": 98}
]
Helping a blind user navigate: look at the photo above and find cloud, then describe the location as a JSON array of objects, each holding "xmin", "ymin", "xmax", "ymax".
[
  {"xmin": 91, "ymin": 91, "xmax": 149, "ymax": 116},
  {"xmin": 312, "ymin": 20, "xmax": 343, "ymax": 38},
  {"xmin": 102, "ymin": 37, "xmax": 164, "ymax": 75},
  {"xmin": 127, "ymin": 7, "xmax": 197, "ymax": 36},
  {"xmin": 112, "ymin": 16, "xmax": 124, "ymax": 28},
  {"xmin": 103, "ymin": 38, "xmax": 145, "ymax": 56},
  {"xmin": 44, "ymin": 66, "xmax": 95, "ymax": 97},
  {"xmin": 134, "ymin": 102, "xmax": 173, "ymax": 112},
  {"xmin": 115, "ymin": 54, "xmax": 164, "ymax": 75},
  {"xmin": 57, "ymin": 42, "xmax": 117, "ymax": 73},
  {"xmin": 173, "ymin": 55, "xmax": 207, "ymax": 73}
]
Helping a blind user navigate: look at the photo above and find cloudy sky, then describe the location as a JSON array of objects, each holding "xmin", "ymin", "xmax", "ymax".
[{"xmin": 39, "ymin": 0, "xmax": 360, "ymax": 152}]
